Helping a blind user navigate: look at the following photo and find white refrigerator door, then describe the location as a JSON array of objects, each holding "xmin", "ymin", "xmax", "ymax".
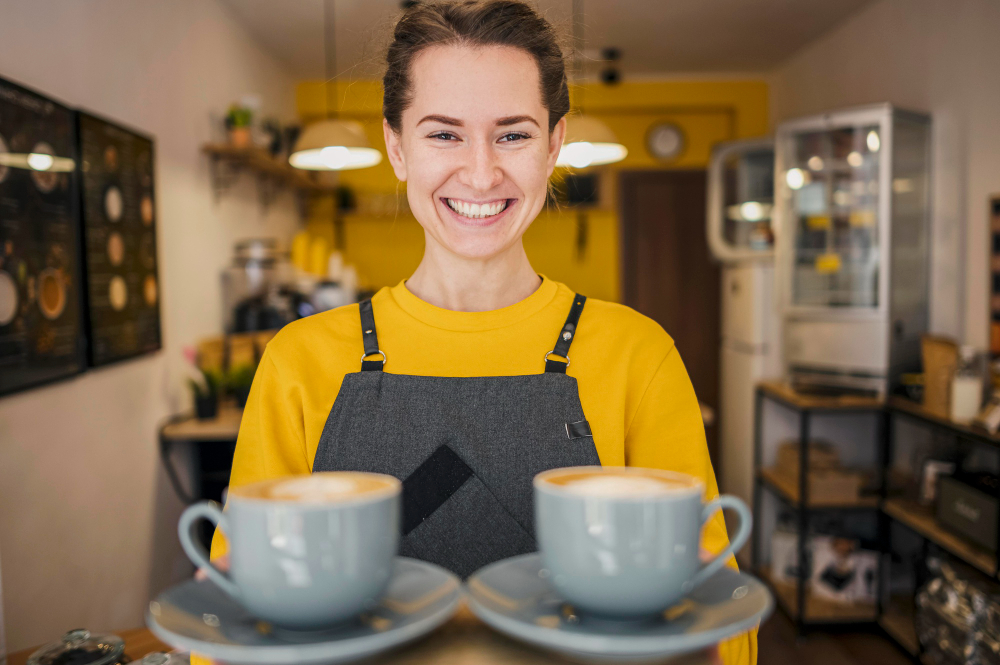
[
  {"xmin": 719, "ymin": 345, "xmax": 766, "ymax": 512},
  {"xmin": 721, "ymin": 264, "xmax": 774, "ymax": 349}
]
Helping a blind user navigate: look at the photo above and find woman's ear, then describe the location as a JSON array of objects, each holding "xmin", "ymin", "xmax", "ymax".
[
  {"xmin": 545, "ymin": 116, "xmax": 567, "ymax": 177},
  {"xmin": 383, "ymin": 118, "xmax": 407, "ymax": 182}
]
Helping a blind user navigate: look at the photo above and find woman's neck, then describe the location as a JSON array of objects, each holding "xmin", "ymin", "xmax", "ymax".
[{"xmin": 405, "ymin": 240, "xmax": 542, "ymax": 312}]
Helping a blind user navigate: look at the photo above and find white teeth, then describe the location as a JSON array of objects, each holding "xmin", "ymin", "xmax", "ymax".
[{"xmin": 446, "ymin": 199, "xmax": 508, "ymax": 219}]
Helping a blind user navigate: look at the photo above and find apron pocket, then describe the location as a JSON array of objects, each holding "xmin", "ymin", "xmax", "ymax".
[{"xmin": 400, "ymin": 474, "xmax": 536, "ymax": 578}]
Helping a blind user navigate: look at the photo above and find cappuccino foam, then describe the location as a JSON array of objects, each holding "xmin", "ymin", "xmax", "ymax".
[
  {"xmin": 231, "ymin": 472, "xmax": 398, "ymax": 503},
  {"xmin": 561, "ymin": 475, "xmax": 685, "ymax": 498},
  {"xmin": 541, "ymin": 468, "xmax": 700, "ymax": 498}
]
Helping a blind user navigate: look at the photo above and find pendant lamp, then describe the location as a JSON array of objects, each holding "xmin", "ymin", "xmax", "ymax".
[
  {"xmin": 289, "ymin": 0, "xmax": 381, "ymax": 171},
  {"xmin": 556, "ymin": 0, "xmax": 627, "ymax": 169},
  {"xmin": 557, "ymin": 116, "xmax": 628, "ymax": 168}
]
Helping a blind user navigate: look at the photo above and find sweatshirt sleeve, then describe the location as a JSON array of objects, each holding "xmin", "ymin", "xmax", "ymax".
[
  {"xmin": 625, "ymin": 344, "xmax": 758, "ymax": 665},
  {"xmin": 210, "ymin": 347, "xmax": 311, "ymax": 559}
]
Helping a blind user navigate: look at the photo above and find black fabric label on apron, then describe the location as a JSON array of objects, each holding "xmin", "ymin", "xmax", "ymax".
[
  {"xmin": 401, "ymin": 444, "xmax": 474, "ymax": 535},
  {"xmin": 565, "ymin": 419, "xmax": 593, "ymax": 439}
]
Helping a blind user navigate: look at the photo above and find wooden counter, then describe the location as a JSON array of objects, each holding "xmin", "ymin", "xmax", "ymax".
[
  {"xmin": 160, "ymin": 404, "xmax": 243, "ymax": 443},
  {"xmin": 6, "ymin": 606, "xmax": 718, "ymax": 665},
  {"xmin": 758, "ymin": 381, "xmax": 884, "ymax": 412},
  {"xmin": 161, "ymin": 400, "xmax": 716, "ymax": 445}
]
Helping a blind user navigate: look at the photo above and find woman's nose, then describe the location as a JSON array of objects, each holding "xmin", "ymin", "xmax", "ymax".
[{"xmin": 461, "ymin": 142, "xmax": 503, "ymax": 192}]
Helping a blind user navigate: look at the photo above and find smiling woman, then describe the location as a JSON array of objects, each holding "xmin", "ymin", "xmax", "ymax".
[
  {"xmin": 383, "ymin": 43, "xmax": 562, "ymax": 276},
  {"xmin": 215, "ymin": 3, "xmax": 754, "ymax": 664}
]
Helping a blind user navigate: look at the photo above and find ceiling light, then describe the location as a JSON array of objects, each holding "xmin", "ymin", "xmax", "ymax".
[
  {"xmin": 556, "ymin": 116, "xmax": 627, "ymax": 168},
  {"xmin": 289, "ymin": 0, "xmax": 382, "ymax": 171},
  {"xmin": 847, "ymin": 151, "xmax": 863, "ymax": 167},
  {"xmin": 289, "ymin": 120, "xmax": 382, "ymax": 170},
  {"xmin": 807, "ymin": 156, "xmax": 824, "ymax": 171},
  {"xmin": 557, "ymin": 0, "xmax": 627, "ymax": 169}
]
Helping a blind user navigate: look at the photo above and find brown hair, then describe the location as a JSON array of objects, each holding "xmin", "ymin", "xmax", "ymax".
[{"xmin": 383, "ymin": 0, "xmax": 569, "ymax": 134}]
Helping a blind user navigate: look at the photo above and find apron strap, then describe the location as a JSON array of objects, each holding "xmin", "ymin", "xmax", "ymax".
[
  {"xmin": 545, "ymin": 294, "xmax": 586, "ymax": 374},
  {"xmin": 359, "ymin": 299, "xmax": 385, "ymax": 371}
]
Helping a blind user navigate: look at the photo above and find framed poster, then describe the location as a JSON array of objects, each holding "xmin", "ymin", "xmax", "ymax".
[
  {"xmin": 0, "ymin": 76, "xmax": 85, "ymax": 396},
  {"xmin": 991, "ymin": 195, "xmax": 1000, "ymax": 358},
  {"xmin": 77, "ymin": 111, "xmax": 161, "ymax": 366}
]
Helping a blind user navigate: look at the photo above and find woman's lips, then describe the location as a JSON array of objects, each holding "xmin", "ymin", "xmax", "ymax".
[{"xmin": 439, "ymin": 197, "xmax": 516, "ymax": 227}]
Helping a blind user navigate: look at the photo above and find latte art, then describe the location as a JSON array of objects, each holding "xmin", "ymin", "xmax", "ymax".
[
  {"xmin": 560, "ymin": 475, "xmax": 686, "ymax": 498},
  {"xmin": 230, "ymin": 471, "xmax": 399, "ymax": 503},
  {"xmin": 270, "ymin": 476, "xmax": 362, "ymax": 501},
  {"xmin": 537, "ymin": 467, "xmax": 702, "ymax": 498}
]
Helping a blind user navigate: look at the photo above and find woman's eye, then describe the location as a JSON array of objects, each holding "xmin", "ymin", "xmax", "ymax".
[
  {"xmin": 499, "ymin": 132, "xmax": 530, "ymax": 143},
  {"xmin": 429, "ymin": 132, "xmax": 459, "ymax": 141}
]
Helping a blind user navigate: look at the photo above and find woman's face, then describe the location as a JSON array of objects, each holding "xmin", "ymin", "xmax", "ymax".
[{"xmin": 384, "ymin": 45, "xmax": 565, "ymax": 261}]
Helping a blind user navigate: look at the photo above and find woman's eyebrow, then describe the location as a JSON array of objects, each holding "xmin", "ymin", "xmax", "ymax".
[
  {"xmin": 418, "ymin": 114, "xmax": 462, "ymax": 126},
  {"xmin": 496, "ymin": 115, "xmax": 539, "ymax": 128},
  {"xmin": 415, "ymin": 115, "xmax": 540, "ymax": 128}
]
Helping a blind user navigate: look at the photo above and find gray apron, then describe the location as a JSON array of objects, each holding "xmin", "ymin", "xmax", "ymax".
[{"xmin": 312, "ymin": 294, "xmax": 602, "ymax": 578}]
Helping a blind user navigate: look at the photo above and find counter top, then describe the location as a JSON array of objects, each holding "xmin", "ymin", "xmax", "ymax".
[
  {"xmin": 161, "ymin": 401, "xmax": 717, "ymax": 445},
  {"xmin": 6, "ymin": 607, "xmax": 717, "ymax": 664}
]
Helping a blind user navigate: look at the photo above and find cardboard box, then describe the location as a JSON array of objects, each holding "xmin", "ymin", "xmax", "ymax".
[
  {"xmin": 923, "ymin": 335, "xmax": 959, "ymax": 418},
  {"xmin": 776, "ymin": 440, "xmax": 840, "ymax": 477}
]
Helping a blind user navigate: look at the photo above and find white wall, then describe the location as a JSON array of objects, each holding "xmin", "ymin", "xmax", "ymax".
[
  {"xmin": 0, "ymin": 1, "xmax": 301, "ymax": 651},
  {"xmin": 769, "ymin": 0, "xmax": 1000, "ymax": 344}
]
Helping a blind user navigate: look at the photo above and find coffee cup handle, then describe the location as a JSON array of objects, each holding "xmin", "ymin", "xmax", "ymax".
[
  {"xmin": 682, "ymin": 495, "xmax": 753, "ymax": 593},
  {"xmin": 178, "ymin": 501, "xmax": 240, "ymax": 599}
]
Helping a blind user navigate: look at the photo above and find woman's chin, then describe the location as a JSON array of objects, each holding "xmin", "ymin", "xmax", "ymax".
[
  {"xmin": 434, "ymin": 218, "xmax": 523, "ymax": 260},
  {"xmin": 439, "ymin": 235, "xmax": 516, "ymax": 261}
]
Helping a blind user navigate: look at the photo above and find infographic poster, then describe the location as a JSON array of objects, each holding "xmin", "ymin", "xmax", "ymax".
[
  {"xmin": 0, "ymin": 76, "xmax": 84, "ymax": 396},
  {"xmin": 77, "ymin": 112, "xmax": 161, "ymax": 366}
]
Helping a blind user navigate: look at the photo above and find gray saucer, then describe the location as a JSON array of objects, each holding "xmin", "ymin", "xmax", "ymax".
[
  {"xmin": 466, "ymin": 553, "xmax": 773, "ymax": 662},
  {"xmin": 147, "ymin": 557, "xmax": 462, "ymax": 665}
]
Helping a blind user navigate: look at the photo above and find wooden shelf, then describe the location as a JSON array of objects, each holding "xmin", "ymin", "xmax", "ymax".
[
  {"xmin": 879, "ymin": 595, "xmax": 920, "ymax": 656},
  {"xmin": 758, "ymin": 381, "xmax": 884, "ymax": 412},
  {"xmin": 160, "ymin": 403, "xmax": 243, "ymax": 442},
  {"xmin": 758, "ymin": 566, "xmax": 877, "ymax": 623},
  {"xmin": 758, "ymin": 467, "xmax": 879, "ymax": 509},
  {"xmin": 202, "ymin": 143, "xmax": 335, "ymax": 193},
  {"xmin": 882, "ymin": 497, "xmax": 996, "ymax": 576},
  {"xmin": 889, "ymin": 396, "xmax": 1000, "ymax": 449}
]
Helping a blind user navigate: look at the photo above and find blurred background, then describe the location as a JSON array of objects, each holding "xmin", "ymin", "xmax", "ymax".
[{"xmin": 1, "ymin": 1, "xmax": 999, "ymax": 663}]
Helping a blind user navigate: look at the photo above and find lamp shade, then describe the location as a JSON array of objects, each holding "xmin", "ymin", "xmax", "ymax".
[
  {"xmin": 289, "ymin": 119, "xmax": 382, "ymax": 171},
  {"xmin": 556, "ymin": 115, "xmax": 628, "ymax": 168}
]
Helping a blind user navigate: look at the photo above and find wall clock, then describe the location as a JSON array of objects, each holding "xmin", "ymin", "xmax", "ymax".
[{"xmin": 646, "ymin": 123, "xmax": 685, "ymax": 162}]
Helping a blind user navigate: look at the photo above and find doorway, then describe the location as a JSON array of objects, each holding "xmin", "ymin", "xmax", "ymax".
[{"xmin": 619, "ymin": 170, "xmax": 721, "ymax": 469}]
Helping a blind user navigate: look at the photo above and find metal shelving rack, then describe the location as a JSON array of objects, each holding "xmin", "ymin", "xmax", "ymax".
[
  {"xmin": 879, "ymin": 397, "xmax": 1000, "ymax": 661},
  {"xmin": 752, "ymin": 381, "xmax": 886, "ymax": 634},
  {"xmin": 753, "ymin": 383, "xmax": 1000, "ymax": 660}
]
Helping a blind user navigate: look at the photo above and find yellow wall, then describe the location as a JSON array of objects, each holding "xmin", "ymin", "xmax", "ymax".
[{"xmin": 297, "ymin": 79, "xmax": 768, "ymax": 302}]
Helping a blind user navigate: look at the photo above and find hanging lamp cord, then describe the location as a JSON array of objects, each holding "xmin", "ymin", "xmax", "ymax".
[
  {"xmin": 572, "ymin": 0, "xmax": 585, "ymax": 114},
  {"xmin": 324, "ymin": 0, "xmax": 337, "ymax": 119}
]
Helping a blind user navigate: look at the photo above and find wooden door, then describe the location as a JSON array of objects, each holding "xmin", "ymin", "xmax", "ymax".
[{"xmin": 620, "ymin": 170, "xmax": 720, "ymax": 469}]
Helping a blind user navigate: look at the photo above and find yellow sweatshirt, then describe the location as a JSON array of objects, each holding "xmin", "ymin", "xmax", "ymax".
[{"xmin": 214, "ymin": 276, "xmax": 756, "ymax": 665}]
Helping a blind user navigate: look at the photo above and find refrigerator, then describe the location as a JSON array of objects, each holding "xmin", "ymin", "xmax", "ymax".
[
  {"xmin": 707, "ymin": 138, "xmax": 782, "ymax": 555},
  {"xmin": 775, "ymin": 104, "xmax": 931, "ymax": 396}
]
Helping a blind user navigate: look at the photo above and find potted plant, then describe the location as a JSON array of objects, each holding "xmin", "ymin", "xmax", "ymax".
[
  {"xmin": 225, "ymin": 104, "xmax": 254, "ymax": 149},
  {"xmin": 189, "ymin": 367, "xmax": 222, "ymax": 420},
  {"xmin": 227, "ymin": 363, "xmax": 257, "ymax": 409}
]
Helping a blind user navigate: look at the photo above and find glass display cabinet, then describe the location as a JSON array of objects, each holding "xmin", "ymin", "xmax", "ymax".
[
  {"xmin": 775, "ymin": 104, "xmax": 931, "ymax": 396},
  {"xmin": 707, "ymin": 137, "xmax": 775, "ymax": 262}
]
